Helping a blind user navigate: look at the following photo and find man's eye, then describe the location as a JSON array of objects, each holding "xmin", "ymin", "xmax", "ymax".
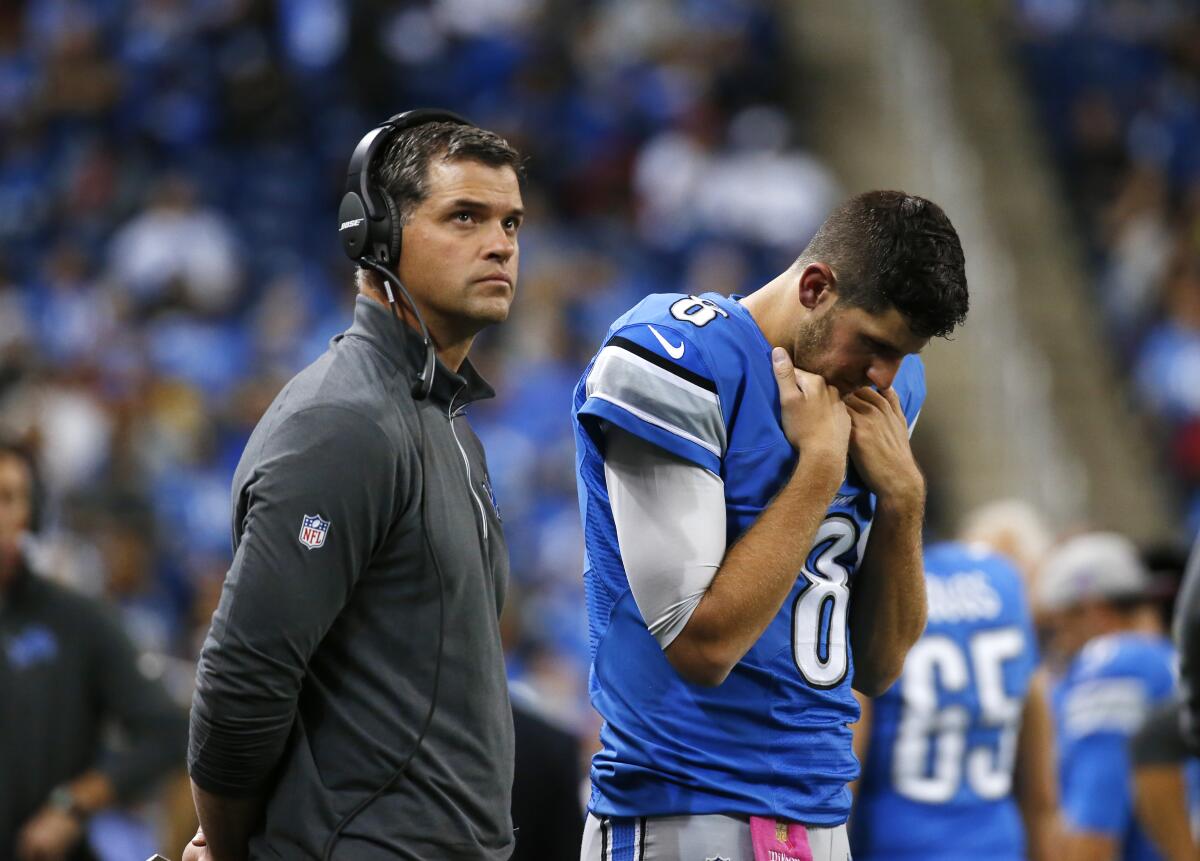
[{"xmin": 454, "ymin": 212, "xmax": 474, "ymax": 223}]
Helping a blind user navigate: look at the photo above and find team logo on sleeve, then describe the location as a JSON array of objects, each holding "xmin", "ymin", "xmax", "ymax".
[{"xmin": 298, "ymin": 514, "xmax": 330, "ymax": 549}]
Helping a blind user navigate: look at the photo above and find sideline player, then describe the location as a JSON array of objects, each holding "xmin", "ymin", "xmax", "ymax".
[
  {"xmin": 851, "ymin": 537, "xmax": 1059, "ymax": 861},
  {"xmin": 1040, "ymin": 533, "xmax": 1177, "ymax": 861},
  {"xmin": 572, "ymin": 191, "xmax": 969, "ymax": 859}
]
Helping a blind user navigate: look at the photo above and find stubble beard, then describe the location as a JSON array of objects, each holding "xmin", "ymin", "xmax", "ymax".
[{"xmin": 791, "ymin": 309, "xmax": 835, "ymax": 381}]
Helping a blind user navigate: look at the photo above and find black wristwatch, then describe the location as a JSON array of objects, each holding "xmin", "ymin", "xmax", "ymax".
[{"xmin": 47, "ymin": 785, "xmax": 87, "ymax": 821}]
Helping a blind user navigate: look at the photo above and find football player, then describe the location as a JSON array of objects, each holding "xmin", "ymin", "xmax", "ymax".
[
  {"xmin": 1040, "ymin": 533, "xmax": 1178, "ymax": 861},
  {"xmin": 572, "ymin": 191, "xmax": 969, "ymax": 860},
  {"xmin": 851, "ymin": 538, "xmax": 1058, "ymax": 861}
]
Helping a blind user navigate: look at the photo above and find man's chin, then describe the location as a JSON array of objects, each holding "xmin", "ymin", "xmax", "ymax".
[{"xmin": 463, "ymin": 298, "xmax": 512, "ymax": 328}]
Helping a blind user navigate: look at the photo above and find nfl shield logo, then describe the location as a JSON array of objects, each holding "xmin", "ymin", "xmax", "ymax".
[{"xmin": 298, "ymin": 514, "xmax": 330, "ymax": 550}]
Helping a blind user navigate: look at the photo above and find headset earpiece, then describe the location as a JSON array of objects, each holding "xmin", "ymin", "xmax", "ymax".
[
  {"xmin": 338, "ymin": 108, "xmax": 471, "ymax": 267},
  {"xmin": 381, "ymin": 191, "xmax": 402, "ymax": 264},
  {"xmin": 337, "ymin": 189, "xmax": 370, "ymax": 261}
]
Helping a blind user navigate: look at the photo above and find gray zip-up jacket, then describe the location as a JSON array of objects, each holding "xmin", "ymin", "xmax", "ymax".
[{"xmin": 188, "ymin": 296, "xmax": 514, "ymax": 860}]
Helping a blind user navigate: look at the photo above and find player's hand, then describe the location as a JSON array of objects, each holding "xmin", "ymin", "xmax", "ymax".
[
  {"xmin": 772, "ymin": 347, "xmax": 850, "ymax": 467},
  {"xmin": 845, "ymin": 386, "xmax": 924, "ymax": 506},
  {"xmin": 15, "ymin": 806, "xmax": 84, "ymax": 861},
  {"xmin": 181, "ymin": 828, "xmax": 214, "ymax": 861}
]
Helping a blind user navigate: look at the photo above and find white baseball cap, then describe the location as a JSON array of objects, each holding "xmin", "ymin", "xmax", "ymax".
[{"xmin": 1037, "ymin": 532, "xmax": 1152, "ymax": 612}]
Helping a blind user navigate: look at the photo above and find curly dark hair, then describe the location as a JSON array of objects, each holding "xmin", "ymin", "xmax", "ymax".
[
  {"xmin": 798, "ymin": 190, "xmax": 968, "ymax": 339},
  {"xmin": 374, "ymin": 121, "xmax": 525, "ymax": 224}
]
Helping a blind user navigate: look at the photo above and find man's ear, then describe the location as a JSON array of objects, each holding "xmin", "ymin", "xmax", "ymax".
[{"xmin": 797, "ymin": 262, "xmax": 837, "ymax": 311}]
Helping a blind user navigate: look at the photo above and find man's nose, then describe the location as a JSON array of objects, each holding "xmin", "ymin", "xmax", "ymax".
[
  {"xmin": 484, "ymin": 222, "xmax": 516, "ymax": 261},
  {"xmin": 866, "ymin": 357, "xmax": 901, "ymax": 390}
]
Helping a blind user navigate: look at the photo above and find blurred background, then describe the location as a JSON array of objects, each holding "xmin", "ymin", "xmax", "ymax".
[{"xmin": 1, "ymin": 0, "xmax": 1198, "ymax": 856}]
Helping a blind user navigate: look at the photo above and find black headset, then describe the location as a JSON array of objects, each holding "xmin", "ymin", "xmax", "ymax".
[
  {"xmin": 322, "ymin": 110, "xmax": 468, "ymax": 860},
  {"xmin": 337, "ymin": 108, "xmax": 471, "ymax": 400}
]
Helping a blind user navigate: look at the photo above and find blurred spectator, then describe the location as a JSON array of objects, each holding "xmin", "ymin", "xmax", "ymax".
[
  {"xmin": 105, "ymin": 175, "xmax": 241, "ymax": 316},
  {"xmin": 0, "ymin": 440, "xmax": 187, "ymax": 861}
]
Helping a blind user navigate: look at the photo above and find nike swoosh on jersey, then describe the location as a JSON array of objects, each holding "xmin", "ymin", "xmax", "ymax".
[{"xmin": 647, "ymin": 324, "xmax": 685, "ymax": 359}]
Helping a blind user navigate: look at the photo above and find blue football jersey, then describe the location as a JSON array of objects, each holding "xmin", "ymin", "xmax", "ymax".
[
  {"xmin": 571, "ymin": 292, "xmax": 926, "ymax": 825},
  {"xmin": 851, "ymin": 542, "xmax": 1039, "ymax": 861},
  {"xmin": 1053, "ymin": 632, "xmax": 1177, "ymax": 861}
]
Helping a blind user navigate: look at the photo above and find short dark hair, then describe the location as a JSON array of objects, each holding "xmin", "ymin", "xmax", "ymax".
[
  {"xmin": 374, "ymin": 121, "xmax": 525, "ymax": 224},
  {"xmin": 798, "ymin": 190, "xmax": 968, "ymax": 339}
]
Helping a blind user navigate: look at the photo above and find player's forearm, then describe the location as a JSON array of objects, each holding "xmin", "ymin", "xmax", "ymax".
[
  {"xmin": 849, "ymin": 489, "xmax": 926, "ymax": 696},
  {"xmin": 1022, "ymin": 809, "xmax": 1061, "ymax": 861},
  {"xmin": 1063, "ymin": 832, "xmax": 1116, "ymax": 861},
  {"xmin": 666, "ymin": 451, "xmax": 844, "ymax": 686},
  {"xmin": 190, "ymin": 779, "xmax": 264, "ymax": 861},
  {"xmin": 1016, "ymin": 672, "xmax": 1061, "ymax": 861},
  {"xmin": 1134, "ymin": 766, "xmax": 1198, "ymax": 861}
]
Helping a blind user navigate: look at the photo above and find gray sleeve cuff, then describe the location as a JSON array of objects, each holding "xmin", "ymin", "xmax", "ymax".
[{"xmin": 187, "ymin": 690, "xmax": 294, "ymax": 797}]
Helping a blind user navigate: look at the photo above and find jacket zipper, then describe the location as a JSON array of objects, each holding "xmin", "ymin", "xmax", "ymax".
[{"xmin": 448, "ymin": 388, "xmax": 488, "ymax": 542}]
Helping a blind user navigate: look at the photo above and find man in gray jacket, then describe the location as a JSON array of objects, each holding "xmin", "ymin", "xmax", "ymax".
[{"xmin": 185, "ymin": 113, "xmax": 525, "ymax": 860}]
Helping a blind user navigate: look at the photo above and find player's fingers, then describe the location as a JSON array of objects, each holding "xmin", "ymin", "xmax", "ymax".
[
  {"xmin": 793, "ymin": 368, "xmax": 827, "ymax": 397},
  {"xmin": 852, "ymin": 386, "xmax": 889, "ymax": 410},
  {"xmin": 879, "ymin": 386, "xmax": 905, "ymax": 417},
  {"xmin": 771, "ymin": 348, "xmax": 800, "ymax": 396},
  {"xmin": 843, "ymin": 392, "xmax": 876, "ymax": 414}
]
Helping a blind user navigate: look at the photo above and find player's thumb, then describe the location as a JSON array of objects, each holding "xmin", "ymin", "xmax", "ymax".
[{"xmin": 772, "ymin": 348, "xmax": 798, "ymax": 398}]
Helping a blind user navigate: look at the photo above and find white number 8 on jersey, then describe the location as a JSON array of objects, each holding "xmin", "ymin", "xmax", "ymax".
[{"xmin": 792, "ymin": 515, "xmax": 857, "ymax": 688}]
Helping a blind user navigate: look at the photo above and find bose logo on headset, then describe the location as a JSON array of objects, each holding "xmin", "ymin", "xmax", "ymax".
[{"xmin": 339, "ymin": 218, "xmax": 364, "ymax": 231}]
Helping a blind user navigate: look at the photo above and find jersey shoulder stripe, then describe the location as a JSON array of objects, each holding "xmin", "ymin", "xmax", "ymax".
[
  {"xmin": 578, "ymin": 315, "xmax": 726, "ymax": 473},
  {"xmin": 606, "ymin": 334, "xmax": 717, "ymax": 393},
  {"xmin": 1061, "ymin": 677, "xmax": 1151, "ymax": 738}
]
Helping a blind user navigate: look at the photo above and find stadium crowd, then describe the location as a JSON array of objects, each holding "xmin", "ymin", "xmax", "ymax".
[
  {"xmin": 1013, "ymin": 0, "xmax": 1200, "ymax": 535},
  {"xmin": 0, "ymin": 0, "xmax": 829, "ymax": 721}
]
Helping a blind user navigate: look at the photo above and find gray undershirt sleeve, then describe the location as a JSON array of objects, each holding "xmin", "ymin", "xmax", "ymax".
[{"xmin": 603, "ymin": 426, "xmax": 726, "ymax": 649}]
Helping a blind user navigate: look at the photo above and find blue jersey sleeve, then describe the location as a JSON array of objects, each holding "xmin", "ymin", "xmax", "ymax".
[
  {"xmin": 1062, "ymin": 732, "xmax": 1132, "ymax": 836},
  {"xmin": 896, "ymin": 355, "xmax": 926, "ymax": 433},
  {"xmin": 577, "ymin": 322, "xmax": 725, "ymax": 473}
]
